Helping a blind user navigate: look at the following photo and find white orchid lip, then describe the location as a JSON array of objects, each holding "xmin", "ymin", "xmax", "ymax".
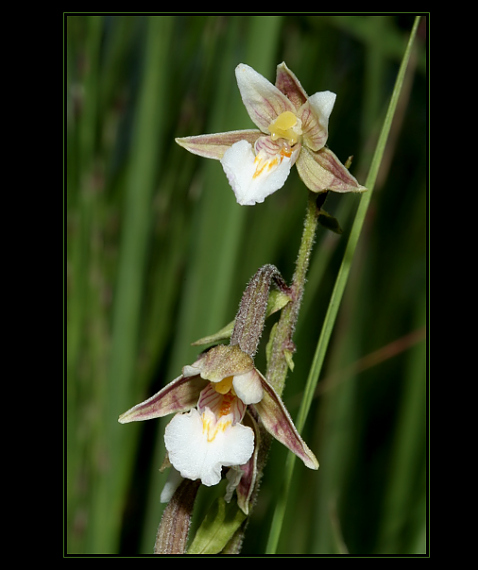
[
  {"xmin": 163, "ymin": 381, "xmax": 255, "ymax": 487},
  {"xmin": 164, "ymin": 407, "xmax": 254, "ymax": 487},
  {"xmin": 221, "ymin": 138, "xmax": 300, "ymax": 206}
]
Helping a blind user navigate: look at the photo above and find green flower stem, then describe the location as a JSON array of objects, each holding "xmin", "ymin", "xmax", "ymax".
[{"xmin": 266, "ymin": 191, "xmax": 325, "ymax": 396}]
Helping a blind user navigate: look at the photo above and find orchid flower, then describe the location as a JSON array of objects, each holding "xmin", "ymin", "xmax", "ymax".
[
  {"xmin": 176, "ymin": 62, "xmax": 366, "ymax": 205},
  {"xmin": 119, "ymin": 343, "xmax": 318, "ymax": 513}
]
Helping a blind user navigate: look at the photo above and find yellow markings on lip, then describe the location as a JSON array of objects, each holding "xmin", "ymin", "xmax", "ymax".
[
  {"xmin": 219, "ymin": 391, "xmax": 235, "ymax": 416},
  {"xmin": 201, "ymin": 388, "xmax": 235, "ymax": 442},
  {"xmin": 252, "ymin": 153, "xmax": 283, "ymax": 179},
  {"xmin": 203, "ymin": 416, "xmax": 232, "ymax": 442},
  {"xmin": 252, "ymin": 155, "xmax": 267, "ymax": 179},
  {"xmin": 280, "ymin": 144, "xmax": 292, "ymax": 158},
  {"xmin": 268, "ymin": 157, "xmax": 279, "ymax": 170}
]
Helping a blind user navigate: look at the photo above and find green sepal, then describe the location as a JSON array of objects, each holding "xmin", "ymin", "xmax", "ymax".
[{"xmin": 187, "ymin": 497, "xmax": 247, "ymax": 554}]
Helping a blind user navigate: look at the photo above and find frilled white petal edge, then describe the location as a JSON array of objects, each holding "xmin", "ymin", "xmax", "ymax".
[
  {"xmin": 220, "ymin": 140, "xmax": 296, "ymax": 206},
  {"xmin": 233, "ymin": 370, "xmax": 263, "ymax": 405},
  {"xmin": 164, "ymin": 409, "xmax": 255, "ymax": 487}
]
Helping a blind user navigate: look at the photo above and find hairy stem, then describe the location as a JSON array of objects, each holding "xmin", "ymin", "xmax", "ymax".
[
  {"xmin": 154, "ymin": 479, "xmax": 201, "ymax": 554},
  {"xmin": 266, "ymin": 191, "xmax": 325, "ymax": 395}
]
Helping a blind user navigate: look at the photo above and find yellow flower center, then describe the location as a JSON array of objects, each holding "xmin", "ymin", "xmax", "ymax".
[{"xmin": 268, "ymin": 111, "xmax": 302, "ymax": 146}]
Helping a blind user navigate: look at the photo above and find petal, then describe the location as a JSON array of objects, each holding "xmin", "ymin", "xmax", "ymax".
[
  {"xmin": 118, "ymin": 374, "xmax": 208, "ymax": 423},
  {"xmin": 308, "ymin": 91, "xmax": 336, "ymax": 129},
  {"xmin": 175, "ymin": 130, "xmax": 262, "ymax": 160},
  {"xmin": 235, "ymin": 63, "xmax": 295, "ymax": 132},
  {"xmin": 251, "ymin": 378, "xmax": 319, "ymax": 470},
  {"xmin": 220, "ymin": 139, "xmax": 298, "ymax": 206},
  {"xmin": 233, "ymin": 369, "xmax": 264, "ymax": 405},
  {"xmin": 182, "ymin": 364, "xmax": 203, "ymax": 377},
  {"xmin": 197, "ymin": 382, "xmax": 225, "ymax": 414},
  {"xmin": 275, "ymin": 61, "xmax": 308, "ymax": 110},
  {"xmin": 164, "ymin": 409, "xmax": 255, "ymax": 487},
  {"xmin": 299, "ymin": 91, "xmax": 336, "ymax": 151},
  {"xmin": 197, "ymin": 382, "xmax": 246, "ymax": 425},
  {"xmin": 296, "ymin": 146, "xmax": 367, "ymax": 194}
]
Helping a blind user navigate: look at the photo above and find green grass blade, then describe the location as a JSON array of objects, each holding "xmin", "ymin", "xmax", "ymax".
[{"xmin": 83, "ymin": 16, "xmax": 174, "ymax": 553}]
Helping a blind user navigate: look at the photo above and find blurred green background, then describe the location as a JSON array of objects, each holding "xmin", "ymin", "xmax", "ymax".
[{"xmin": 66, "ymin": 14, "xmax": 427, "ymax": 555}]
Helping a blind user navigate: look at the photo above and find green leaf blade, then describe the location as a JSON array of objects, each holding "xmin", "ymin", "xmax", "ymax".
[{"xmin": 187, "ymin": 498, "xmax": 246, "ymax": 555}]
